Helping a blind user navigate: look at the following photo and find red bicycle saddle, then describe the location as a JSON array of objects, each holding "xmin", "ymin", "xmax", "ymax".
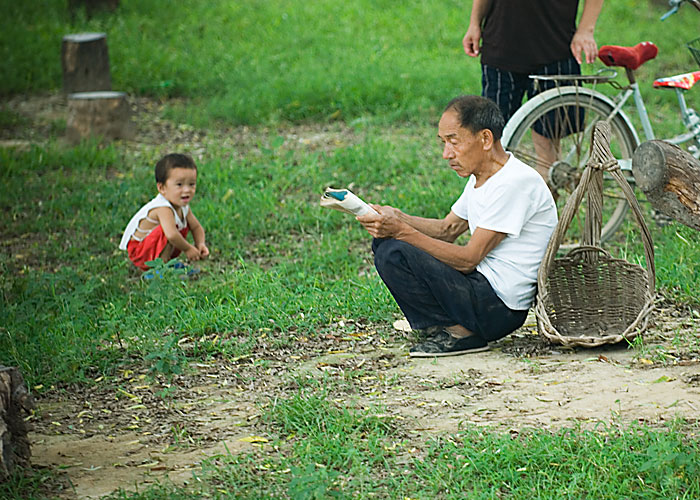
[{"xmin": 598, "ymin": 41, "xmax": 658, "ymax": 70}]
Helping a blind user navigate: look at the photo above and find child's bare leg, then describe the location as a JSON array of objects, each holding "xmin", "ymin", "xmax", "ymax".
[{"xmin": 159, "ymin": 242, "xmax": 175, "ymax": 263}]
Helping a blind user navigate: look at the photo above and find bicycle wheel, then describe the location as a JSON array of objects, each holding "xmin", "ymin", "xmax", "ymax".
[{"xmin": 502, "ymin": 86, "xmax": 639, "ymax": 246}]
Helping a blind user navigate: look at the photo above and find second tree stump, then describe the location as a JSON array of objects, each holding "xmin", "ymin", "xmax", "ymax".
[{"xmin": 66, "ymin": 91, "xmax": 134, "ymax": 143}]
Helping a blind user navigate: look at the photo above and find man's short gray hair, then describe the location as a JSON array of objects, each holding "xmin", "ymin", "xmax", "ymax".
[{"xmin": 444, "ymin": 95, "xmax": 505, "ymax": 141}]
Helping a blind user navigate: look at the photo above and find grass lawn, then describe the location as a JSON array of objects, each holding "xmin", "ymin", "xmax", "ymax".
[{"xmin": 2, "ymin": 0, "xmax": 700, "ymax": 498}]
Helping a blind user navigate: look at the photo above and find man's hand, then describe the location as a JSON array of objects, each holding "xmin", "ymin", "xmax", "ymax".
[
  {"xmin": 570, "ymin": 30, "xmax": 598, "ymax": 64},
  {"xmin": 462, "ymin": 26, "xmax": 482, "ymax": 57},
  {"xmin": 357, "ymin": 205, "xmax": 410, "ymax": 239}
]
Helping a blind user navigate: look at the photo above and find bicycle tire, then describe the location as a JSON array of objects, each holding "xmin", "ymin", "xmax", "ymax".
[{"xmin": 502, "ymin": 86, "xmax": 639, "ymax": 246}]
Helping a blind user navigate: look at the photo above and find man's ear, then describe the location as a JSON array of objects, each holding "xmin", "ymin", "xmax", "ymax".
[
  {"xmin": 157, "ymin": 182, "xmax": 165, "ymax": 194},
  {"xmin": 480, "ymin": 129, "xmax": 494, "ymax": 150}
]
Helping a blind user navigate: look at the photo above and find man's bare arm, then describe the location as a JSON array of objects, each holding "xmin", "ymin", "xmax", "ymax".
[
  {"xmin": 394, "ymin": 225, "xmax": 506, "ymax": 272},
  {"xmin": 358, "ymin": 207, "xmax": 505, "ymax": 272},
  {"xmin": 373, "ymin": 205, "xmax": 469, "ymax": 242}
]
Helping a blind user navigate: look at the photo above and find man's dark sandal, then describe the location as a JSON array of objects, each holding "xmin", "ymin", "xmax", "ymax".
[{"xmin": 409, "ymin": 330, "xmax": 489, "ymax": 358}]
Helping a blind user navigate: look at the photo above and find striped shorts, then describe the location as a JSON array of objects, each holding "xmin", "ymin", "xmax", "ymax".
[{"xmin": 481, "ymin": 58, "xmax": 581, "ymax": 124}]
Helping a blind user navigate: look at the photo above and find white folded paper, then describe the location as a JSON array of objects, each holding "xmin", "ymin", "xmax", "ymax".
[{"xmin": 320, "ymin": 187, "xmax": 378, "ymax": 216}]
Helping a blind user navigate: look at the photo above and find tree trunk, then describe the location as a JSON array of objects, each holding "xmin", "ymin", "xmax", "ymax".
[
  {"xmin": 0, "ymin": 366, "xmax": 34, "ymax": 481},
  {"xmin": 68, "ymin": 0, "xmax": 120, "ymax": 18},
  {"xmin": 632, "ymin": 140, "xmax": 700, "ymax": 231},
  {"xmin": 66, "ymin": 91, "xmax": 134, "ymax": 144},
  {"xmin": 61, "ymin": 33, "xmax": 111, "ymax": 94}
]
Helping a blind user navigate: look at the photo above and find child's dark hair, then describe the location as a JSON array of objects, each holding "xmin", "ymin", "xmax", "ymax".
[{"xmin": 155, "ymin": 153, "xmax": 197, "ymax": 184}]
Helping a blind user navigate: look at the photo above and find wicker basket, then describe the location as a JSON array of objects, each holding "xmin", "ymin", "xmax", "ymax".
[{"xmin": 535, "ymin": 122, "xmax": 656, "ymax": 347}]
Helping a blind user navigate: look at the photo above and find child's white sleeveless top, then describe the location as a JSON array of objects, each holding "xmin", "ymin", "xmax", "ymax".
[{"xmin": 119, "ymin": 194, "xmax": 189, "ymax": 250}]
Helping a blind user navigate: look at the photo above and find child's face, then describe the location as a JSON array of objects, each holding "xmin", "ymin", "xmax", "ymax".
[{"xmin": 157, "ymin": 167, "xmax": 197, "ymax": 209}]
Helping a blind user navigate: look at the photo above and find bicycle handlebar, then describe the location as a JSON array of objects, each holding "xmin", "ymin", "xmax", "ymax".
[{"xmin": 661, "ymin": 0, "xmax": 700, "ymax": 20}]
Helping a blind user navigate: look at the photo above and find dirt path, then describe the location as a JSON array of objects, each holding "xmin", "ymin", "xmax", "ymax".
[{"xmin": 29, "ymin": 308, "xmax": 700, "ymax": 499}]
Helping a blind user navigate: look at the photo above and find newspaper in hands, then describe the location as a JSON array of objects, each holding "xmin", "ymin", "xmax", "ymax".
[{"xmin": 320, "ymin": 187, "xmax": 378, "ymax": 216}]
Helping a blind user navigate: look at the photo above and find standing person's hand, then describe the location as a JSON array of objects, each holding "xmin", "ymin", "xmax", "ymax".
[
  {"xmin": 463, "ymin": 25, "xmax": 482, "ymax": 57},
  {"xmin": 571, "ymin": 30, "xmax": 598, "ymax": 64}
]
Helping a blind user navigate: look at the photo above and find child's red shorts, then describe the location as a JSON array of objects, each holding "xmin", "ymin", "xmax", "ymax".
[{"xmin": 126, "ymin": 225, "xmax": 189, "ymax": 271}]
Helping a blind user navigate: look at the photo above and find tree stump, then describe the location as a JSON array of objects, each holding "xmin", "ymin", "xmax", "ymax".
[
  {"xmin": 632, "ymin": 140, "xmax": 700, "ymax": 231},
  {"xmin": 66, "ymin": 91, "xmax": 134, "ymax": 144},
  {"xmin": 61, "ymin": 33, "xmax": 111, "ymax": 94},
  {"xmin": 0, "ymin": 366, "xmax": 34, "ymax": 481}
]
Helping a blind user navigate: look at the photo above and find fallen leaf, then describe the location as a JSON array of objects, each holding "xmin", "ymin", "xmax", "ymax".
[
  {"xmin": 222, "ymin": 189, "xmax": 235, "ymax": 202},
  {"xmin": 239, "ymin": 436, "xmax": 268, "ymax": 443}
]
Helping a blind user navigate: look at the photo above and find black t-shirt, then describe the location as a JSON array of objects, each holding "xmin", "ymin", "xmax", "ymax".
[{"xmin": 480, "ymin": 0, "xmax": 580, "ymax": 73}]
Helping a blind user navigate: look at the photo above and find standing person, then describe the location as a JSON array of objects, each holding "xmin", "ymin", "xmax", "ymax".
[
  {"xmin": 357, "ymin": 96, "xmax": 557, "ymax": 357},
  {"xmin": 119, "ymin": 153, "xmax": 209, "ymax": 274},
  {"xmin": 462, "ymin": 0, "xmax": 604, "ymax": 179}
]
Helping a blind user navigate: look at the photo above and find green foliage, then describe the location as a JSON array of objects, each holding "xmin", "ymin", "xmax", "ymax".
[
  {"xmin": 144, "ymin": 334, "xmax": 184, "ymax": 378},
  {"xmin": 1, "ymin": 266, "xmax": 119, "ymax": 384},
  {"xmin": 611, "ymin": 220, "xmax": 700, "ymax": 306},
  {"xmin": 395, "ymin": 423, "xmax": 700, "ymax": 499},
  {"xmin": 3, "ymin": 1, "xmax": 697, "ymax": 126},
  {"xmin": 0, "ymin": 467, "xmax": 58, "ymax": 500},
  {"xmin": 104, "ymin": 411, "xmax": 700, "ymax": 499},
  {"xmin": 1, "ymin": 111, "xmax": 698, "ymax": 392},
  {"xmin": 2, "ymin": 2, "xmax": 700, "ymax": 496}
]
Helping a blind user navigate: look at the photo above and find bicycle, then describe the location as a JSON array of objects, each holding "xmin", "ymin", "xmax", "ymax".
[{"xmin": 501, "ymin": 0, "xmax": 700, "ymax": 244}]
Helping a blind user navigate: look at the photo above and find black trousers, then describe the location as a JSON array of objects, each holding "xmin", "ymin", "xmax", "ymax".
[{"xmin": 373, "ymin": 238, "xmax": 528, "ymax": 342}]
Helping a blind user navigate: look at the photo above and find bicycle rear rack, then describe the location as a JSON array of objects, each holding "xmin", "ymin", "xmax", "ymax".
[{"xmin": 530, "ymin": 69, "xmax": 619, "ymax": 91}]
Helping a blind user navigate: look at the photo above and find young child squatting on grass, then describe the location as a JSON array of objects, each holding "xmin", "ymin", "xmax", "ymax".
[{"xmin": 119, "ymin": 153, "xmax": 209, "ymax": 271}]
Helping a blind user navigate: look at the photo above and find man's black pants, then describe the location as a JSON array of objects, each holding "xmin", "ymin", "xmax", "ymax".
[{"xmin": 372, "ymin": 238, "xmax": 527, "ymax": 342}]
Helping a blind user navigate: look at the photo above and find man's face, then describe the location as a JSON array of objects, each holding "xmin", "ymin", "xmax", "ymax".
[{"xmin": 437, "ymin": 109, "xmax": 483, "ymax": 178}]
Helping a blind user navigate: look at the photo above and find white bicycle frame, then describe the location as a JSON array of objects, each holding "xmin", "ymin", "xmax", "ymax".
[{"xmin": 613, "ymin": 70, "xmax": 700, "ymax": 158}]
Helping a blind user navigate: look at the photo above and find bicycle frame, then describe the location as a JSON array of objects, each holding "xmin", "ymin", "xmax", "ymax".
[
  {"xmin": 618, "ymin": 67, "xmax": 700, "ymax": 157},
  {"xmin": 528, "ymin": 73, "xmax": 641, "ymax": 170}
]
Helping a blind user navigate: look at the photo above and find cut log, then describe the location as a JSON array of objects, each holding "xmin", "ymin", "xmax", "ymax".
[
  {"xmin": 0, "ymin": 366, "xmax": 34, "ymax": 481},
  {"xmin": 632, "ymin": 140, "xmax": 700, "ymax": 231},
  {"xmin": 66, "ymin": 91, "xmax": 134, "ymax": 144},
  {"xmin": 61, "ymin": 33, "xmax": 111, "ymax": 94}
]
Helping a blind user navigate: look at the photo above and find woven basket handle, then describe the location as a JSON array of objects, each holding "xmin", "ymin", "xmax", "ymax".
[
  {"xmin": 565, "ymin": 245, "xmax": 612, "ymax": 261},
  {"xmin": 538, "ymin": 121, "xmax": 656, "ymax": 294}
]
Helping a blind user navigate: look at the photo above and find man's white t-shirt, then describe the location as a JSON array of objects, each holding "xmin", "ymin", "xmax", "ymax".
[{"xmin": 451, "ymin": 154, "xmax": 558, "ymax": 310}]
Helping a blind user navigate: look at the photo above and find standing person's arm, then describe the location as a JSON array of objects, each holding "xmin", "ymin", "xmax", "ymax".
[
  {"xmin": 463, "ymin": 0, "xmax": 493, "ymax": 57},
  {"xmin": 571, "ymin": 0, "xmax": 604, "ymax": 64}
]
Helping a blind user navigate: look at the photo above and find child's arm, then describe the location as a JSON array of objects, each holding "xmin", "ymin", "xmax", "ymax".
[
  {"xmin": 151, "ymin": 207, "xmax": 201, "ymax": 260},
  {"xmin": 186, "ymin": 209, "xmax": 209, "ymax": 259}
]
